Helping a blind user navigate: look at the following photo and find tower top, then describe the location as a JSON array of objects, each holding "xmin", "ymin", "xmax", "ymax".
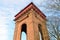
[{"xmin": 14, "ymin": 2, "xmax": 46, "ymax": 21}]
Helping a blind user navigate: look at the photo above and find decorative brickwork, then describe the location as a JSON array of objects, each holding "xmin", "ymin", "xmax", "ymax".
[{"xmin": 13, "ymin": 2, "xmax": 50, "ymax": 40}]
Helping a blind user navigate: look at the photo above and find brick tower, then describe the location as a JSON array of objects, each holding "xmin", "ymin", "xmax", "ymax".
[{"xmin": 14, "ymin": 2, "xmax": 50, "ymax": 40}]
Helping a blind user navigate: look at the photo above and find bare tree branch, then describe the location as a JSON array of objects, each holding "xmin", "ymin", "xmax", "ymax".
[{"xmin": 47, "ymin": 16, "xmax": 60, "ymax": 40}]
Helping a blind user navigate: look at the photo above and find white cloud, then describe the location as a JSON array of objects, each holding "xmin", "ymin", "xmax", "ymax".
[
  {"xmin": 0, "ymin": 9, "xmax": 10, "ymax": 40},
  {"xmin": 0, "ymin": 17, "xmax": 9, "ymax": 40},
  {"xmin": 0, "ymin": 0, "xmax": 31, "ymax": 8},
  {"xmin": 0, "ymin": 26, "xmax": 8, "ymax": 40},
  {"xmin": 0, "ymin": 0, "xmax": 47, "ymax": 40},
  {"xmin": 33, "ymin": 0, "xmax": 46, "ymax": 4}
]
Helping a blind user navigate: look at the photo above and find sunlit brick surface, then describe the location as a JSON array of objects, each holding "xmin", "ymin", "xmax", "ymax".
[{"xmin": 13, "ymin": 2, "xmax": 50, "ymax": 40}]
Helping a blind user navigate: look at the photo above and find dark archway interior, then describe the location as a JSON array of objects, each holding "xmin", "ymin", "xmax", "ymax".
[
  {"xmin": 38, "ymin": 24, "xmax": 42, "ymax": 34},
  {"xmin": 38, "ymin": 24, "xmax": 44, "ymax": 40},
  {"xmin": 21, "ymin": 24, "xmax": 27, "ymax": 34}
]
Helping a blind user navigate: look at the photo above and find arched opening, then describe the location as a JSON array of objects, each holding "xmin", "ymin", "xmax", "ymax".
[
  {"xmin": 21, "ymin": 24, "xmax": 27, "ymax": 40},
  {"xmin": 38, "ymin": 24, "xmax": 43, "ymax": 40}
]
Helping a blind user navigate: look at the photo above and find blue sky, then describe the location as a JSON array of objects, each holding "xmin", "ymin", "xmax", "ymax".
[
  {"xmin": 0, "ymin": 0, "xmax": 31, "ymax": 40},
  {"xmin": 0, "ymin": 0, "xmax": 60, "ymax": 40}
]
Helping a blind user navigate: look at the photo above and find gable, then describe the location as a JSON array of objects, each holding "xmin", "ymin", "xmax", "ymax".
[{"xmin": 14, "ymin": 2, "xmax": 46, "ymax": 21}]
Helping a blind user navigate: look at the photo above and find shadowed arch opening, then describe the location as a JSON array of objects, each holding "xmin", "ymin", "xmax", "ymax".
[
  {"xmin": 38, "ymin": 24, "xmax": 43, "ymax": 40},
  {"xmin": 21, "ymin": 24, "xmax": 27, "ymax": 40}
]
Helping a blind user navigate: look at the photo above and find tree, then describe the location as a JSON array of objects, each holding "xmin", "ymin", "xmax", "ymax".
[
  {"xmin": 45, "ymin": 0, "xmax": 60, "ymax": 16},
  {"xmin": 36, "ymin": 0, "xmax": 60, "ymax": 40},
  {"xmin": 38, "ymin": 0, "xmax": 60, "ymax": 16},
  {"xmin": 40, "ymin": 0, "xmax": 60, "ymax": 11},
  {"xmin": 45, "ymin": 0, "xmax": 60, "ymax": 11},
  {"xmin": 47, "ymin": 16, "xmax": 60, "ymax": 40}
]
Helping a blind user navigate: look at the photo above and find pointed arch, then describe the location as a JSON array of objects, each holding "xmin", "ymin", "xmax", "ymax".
[
  {"xmin": 21, "ymin": 23, "xmax": 27, "ymax": 40},
  {"xmin": 38, "ymin": 24, "xmax": 44, "ymax": 40}
]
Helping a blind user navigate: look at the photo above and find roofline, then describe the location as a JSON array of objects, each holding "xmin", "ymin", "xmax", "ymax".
[
  {"xmin": 15, "ymin": 2, "xmax": 34, "ymax": 17},
  {"xmin": 14, "ymin": 2, "xmax": 46, "ymax": 21}
]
